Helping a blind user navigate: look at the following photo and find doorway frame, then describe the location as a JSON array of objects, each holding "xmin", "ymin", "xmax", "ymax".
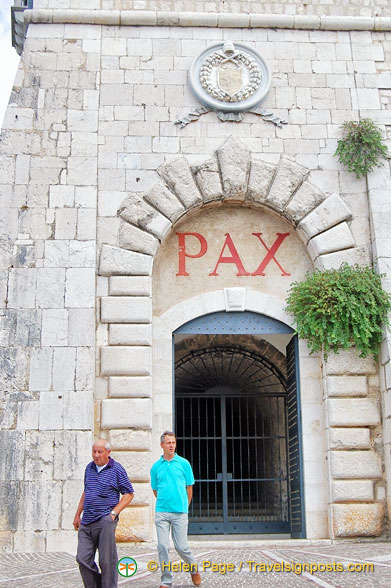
[{"xmin": 152, "ymin": 288, "xmax": 327, "ymax": 539}]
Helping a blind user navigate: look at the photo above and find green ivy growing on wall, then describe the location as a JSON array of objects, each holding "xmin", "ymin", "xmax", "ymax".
[
  {"xmin": 334, "ymin": 119, "xmax": 389, "ymax": 178},
  {"xmin": 285, "ymin": 265, "xmax": 391, "ymax": 359}
]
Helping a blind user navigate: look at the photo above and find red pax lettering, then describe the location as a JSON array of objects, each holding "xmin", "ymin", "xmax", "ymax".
[{"xmin": 176, "ymin": 232, "xmax": 290, "ymax": 277}]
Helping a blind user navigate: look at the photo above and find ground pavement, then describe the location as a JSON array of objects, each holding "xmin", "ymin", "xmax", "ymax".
[{"xmin": 1, "ymin": 539, "xmax": 391, "ymax": 587}]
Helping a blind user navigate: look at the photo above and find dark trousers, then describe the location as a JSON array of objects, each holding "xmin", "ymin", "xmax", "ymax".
[{"xmin": 76, "ymin": 515, "xmax": 118, "ymax": 588}]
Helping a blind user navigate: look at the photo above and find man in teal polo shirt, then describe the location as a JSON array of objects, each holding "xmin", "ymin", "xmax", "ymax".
[{"xmin": 150, "ymin": 431, "xmax": 201, "ymax": 587}]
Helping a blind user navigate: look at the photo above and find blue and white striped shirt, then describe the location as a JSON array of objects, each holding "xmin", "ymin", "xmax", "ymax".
[{"xmin": 82, "ymin": 457, "xmax": 134, "ymax": 525}]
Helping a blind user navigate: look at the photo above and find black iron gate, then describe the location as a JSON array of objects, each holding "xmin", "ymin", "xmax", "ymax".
[{"xmin": 175, "ymin": 346, "xmax": 290, "ymax": 534}]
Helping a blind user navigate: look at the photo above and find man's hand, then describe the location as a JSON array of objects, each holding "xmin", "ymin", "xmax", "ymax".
[{"xmin": 73, "ymin": 513, "xmax": 81, "ymax": 530}]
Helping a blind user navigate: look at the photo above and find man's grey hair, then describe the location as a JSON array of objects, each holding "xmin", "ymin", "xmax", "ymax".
[
  {"xmin": 160, "ymin": 431, "xmax": 176, "ymax": 443},
  {"xmin": 93, "ymin": 439, "xmax": 111, "ymax": 450}
]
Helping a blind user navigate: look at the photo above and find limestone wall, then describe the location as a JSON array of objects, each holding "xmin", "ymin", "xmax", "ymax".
[{"xmin": 1, "ymin": 6, "xmax": 390, "ymax": 550}]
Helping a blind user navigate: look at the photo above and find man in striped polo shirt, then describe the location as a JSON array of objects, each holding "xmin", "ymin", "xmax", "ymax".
[
  {"xmin": 73, "ymin": 439, "xmax": 134, "ymax": 588},
  {"xmin": 151, "ymin": 431, "xmax": 201, "ymax": 587}
]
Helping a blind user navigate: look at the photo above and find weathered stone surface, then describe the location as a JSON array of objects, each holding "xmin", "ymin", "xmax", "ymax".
[
  {"xmin": 18, "ymin": 481, "xmax": 62, "ymax": 530},
  {"xmin": 266, "ymin": 157, "xmax": 309, "ymax": 212},
  {"xmin": 330, "ymin": 450, "xmax": 382, "ymax": 479},
  {"xmin": 101, "ymin": 296, "xmax": 151, "ymax": 323},
  {"xmin": 307, "ymin": 222, "xmax": 355, "ymax": 260},
  {"xmin": 328, "ymin": 398, "xmax": 380, "ymax": 427},
  {"xmin": 0, "ymin": 431, "xmax": 25, "ymax": 481},
  {"xmin": 247, "ymin": 159, "xmax": 276, "ymax": 204},
  {"xmin": 109, "ymin": 429, "xmax": 152, "ymax": 451},
  {"xmin": 298, "ymin": 193, "xmax": 352, "ymax": 241},
  {"xmin": 101, "ymin": 346, "xmax": 151, "ymax": 376},
  {"xmin": 128, "ymin": 482, "xmax": 153, "ymax": 506},
  {"xmin": 192, "ymin": 157, "xmax": 224, "ymax": 203},
  {"xmin": 329, "ymin": 428, "xmax": 371, "ymax": 450},
  {"xmin": 119, "ymin": 221, "xmax": 159, "ymax": 256},
  {"xmin": 118, "ymin": 193, "xmax": 171, "ymax": 239},
  {"xmin": 333, "ymin": 503, "xmax": 384, "ymax": 537},
  {"xmin": 285, "ymin": 181, "xmax": 325, "ymax": 224},
  {"xmin": 157, "ymin": 157, "xmax": 202, "ymax": 209},
  {"xmin": 53, "ymin": 431, "xmax": 92, "ymax": 481},
  {"xmin": 332, "ymin": 480, "xmax": 374, "ymax": 503},
  {"xmin": 109, "ymin": 324, "xmax": 151, "ymax": 346},
  {"xmin": 24, "ymin": 431, "xmax": 54, "ymax": 481},
  {"xmin": 109, "ymin": 376, "xmax": 151, "ymax": 397},
  {"xmin": 315, "ymin": 246, "xmax": 371, "ymax": 270},
  {"xmin": 111, "ymin": 450, "xmax": 152, "ymax": 483},
  {"xmin": 216, "ymin": 136, "xmax": 250, "ymax": 201},
  {"xmin": 325, "ymin": 349, "xmax": 376, "ymax": 376},
  {"xmin": 101, "ymin": 398, "xmax": 152, "ymax": 429},
  {"xmin": 327, "ymin": 375, "xmax": 368, "ymax": 397},
  {"xmin": 99, "ymin": 245, "xmax": 152, "ymax": 276},
  {"xmin": 143, "ymin": 182, "xmax": 185, "ymax": 222},
  {"xmin": 116, "ymin": 505, "xmax": 151, "ymax": 542},
  {"xmin": 109, "ymin": 276, "xmax": 151, "ymax": 296}
]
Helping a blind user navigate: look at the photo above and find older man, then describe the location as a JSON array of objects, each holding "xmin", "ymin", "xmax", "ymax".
[
  {"xmin": 73, "ymin": 439, "xmax": 134, "ymax": 588},
  {"xmin": 151, "ymin": 431, "xmax": 201, "ymax": 587}
]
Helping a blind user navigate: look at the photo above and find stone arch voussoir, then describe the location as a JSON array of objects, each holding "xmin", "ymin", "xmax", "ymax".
[{"xmin": 98, "ymin": 135, "xmax": 370, "ymax": 277}]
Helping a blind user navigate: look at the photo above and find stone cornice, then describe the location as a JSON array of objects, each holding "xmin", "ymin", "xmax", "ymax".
[{"xmin": 24, "ymin": 9, "xmax": 391, "ymax": 31}]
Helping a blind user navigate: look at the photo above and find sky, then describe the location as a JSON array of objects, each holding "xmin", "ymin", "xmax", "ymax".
[{"xmin": 0, "ymin": 0, "xmax": 21, "ymax": 127}]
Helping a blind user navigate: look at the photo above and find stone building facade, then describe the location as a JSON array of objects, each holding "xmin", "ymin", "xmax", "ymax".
[{"xmin": 1, "ymin": 0, "xmax": 391, "ymax": 552}]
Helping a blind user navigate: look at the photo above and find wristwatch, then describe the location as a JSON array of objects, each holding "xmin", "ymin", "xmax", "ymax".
[{"xmin": 111, "ymin": 510, "xmax": 117, "ymax": 517}]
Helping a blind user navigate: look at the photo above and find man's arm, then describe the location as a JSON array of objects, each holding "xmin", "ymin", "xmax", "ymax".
[
  {"xmin": 110, "ymin": 492, "xmax": 134, "ymax": 519},
  {"xmin": 186, "ymin": 485, "xmax": 193, "ymax": 506},
  {"xmin": 153, "ymin": 490, "xmax": 157, "ymax": 498},
  {"xmin": 73, "ymin": 491, "xmax": 85, "ymax": 530}
]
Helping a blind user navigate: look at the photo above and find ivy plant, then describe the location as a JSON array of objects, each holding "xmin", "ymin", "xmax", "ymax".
[
  {"xmin": 285, "ymin": 264, "xmax": 391, "ymax": 359},
  {"xmin": 334, "ymin": 118, "xmax": 389, "ymax": 178}
]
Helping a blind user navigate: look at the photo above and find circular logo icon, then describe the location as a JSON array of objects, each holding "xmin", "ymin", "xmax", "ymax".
[
  {"xmin": 189, "ymin": 41, "xmax": 271, "ymax": 113},
  {"xmin": 117, "ymin": 556, "xmax": 137, "ymax": 577}
]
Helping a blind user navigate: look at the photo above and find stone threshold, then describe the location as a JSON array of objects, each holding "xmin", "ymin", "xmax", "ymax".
[{"xmin": 24, "ymin": 10, "xmax": 391, "ymax": 31}]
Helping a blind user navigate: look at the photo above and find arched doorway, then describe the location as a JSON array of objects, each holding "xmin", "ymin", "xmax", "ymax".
[{"xmin": 173, "ymin": 311, "xmax": 305, "ymax": 537}]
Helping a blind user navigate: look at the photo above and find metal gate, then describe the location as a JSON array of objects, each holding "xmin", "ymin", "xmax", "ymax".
[
  {"xmin": 173, "ymin": 312, "xmax": 305, "ymax": 537},
  {"xmin": 175, "ymin": 346, "xmax": 290, "ymax": 534}
]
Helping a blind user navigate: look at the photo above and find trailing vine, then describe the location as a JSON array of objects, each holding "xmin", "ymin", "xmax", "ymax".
[
  {"xmin": 285, "ymin": 264, "xmax": 391, "ymax": 359},
  {"xmin": 334, "ymin": 119, "xmax": 389, "ymax": 178}
]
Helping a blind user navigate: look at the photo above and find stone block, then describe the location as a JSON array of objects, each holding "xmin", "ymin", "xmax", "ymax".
[
  {"xmin": 75, "ymin": 347, "xmax": 94, "ymax": 391},
  {"xmin": 157, "ymin": 157, "xmax": 202, "ymax": 209},
  {"xmin": 109, "ymin": 276, "xmax": 151, "ymax": 296},
  {"xmin": 46, "ymin": 530, "xmax": 78, "ymax": 554},
  {"xmin": 62, "ymin": 480, "xmax": 84, "ymax": 530},
  {"xmin": 39, "ymin": 392, "xmax": 63, "ymax": 431},
  {"xmin": 111, "ymin": 450, "xmax": 152, "ymax": 483},
  {"xmin": 65, "ymin": 268, "xmax": 95, "ymax": 308},
  {"xmin": 329, "ymin": 428, "xmax": 371, "ymax": 450},
  {"xmin": 109, "ymin": 429, "xmax": 152, "ymax": 451},
  {"xmin": 42, "ymin": 309, "xmax": 68, "ymax": 346},
  {"xmin": 17, "ymin": 400, "xmax": 39, "ymax": 430},
  {"xmin": 13, "ymin": 530, "xmax": 46, "ymax": 552},
  {"xmin": 99, "ymin": 245, "xmax": 152, "ymax": 277},
  {"xmin": 55, "ymin": 208, "xmax": 77, "ymax": 240},
  {"xmin": 63, "ymin": 390, "xmax": 94, "ymax": 430},
  {"xmin": 19, "ymin": 481, "xmax": 62, "ymax": 531},
  {"xmin": 307, "ymin": 222, "xmax": 355, "ymax": 260},
  {"xmin": 192, "ymin": 157, "xmax": 224, "ymax": 203},
  {"xmin": 109, "ymin": 324, "xmax": 151, "ymax": 346},
  {"xmin": 332, "ymin": 480, "xmax": 374, "ymax": 502},
  {"xmin": 29, "ymin": 348, "xmax": 52, "ymax": 391},
  {"xmin": 109, "ymin": 376, "xmax": 152, "ymax": 398},
  {"xmin": 326, "ymin": 375, "xmax": 368, "ymax": 397},
  {"xmin": 325, "ymin": 349, "xmax": 376, "ymax": 375},
  {"xmin": 330, "ymin": 450, "xmax": 382, "ymax": 479},
  {"xmin": 101, "ymin": 297, "xmax": 151, "ymax": 324},
  {"xmin": 298, "ymin": 193, "xmax": 352, "ymax": 240},
  {"xmin": 24, "ymin": 431, "xmax": 54, "ymax": 481},
  {"xmin": 119, "ymin": 193, "xmax": 171, "ymax": 239},
  {"xmin": 247, "ymin": 160, "xmax": 276, "ymax": 206},
  {"xmin": 116, "ymin": 505, "xmax": 151, "ymax": 542},
  {"xmin": 266, "ymin": 157, "xmax": 309, "ymax": 212},
  {"xmin": 52, "ymin": 347, "xmax": 76, "ymax": 391},
  {"xmin": 36, "ymin": 268, "xmax": 66, "ymax": 309},
  {"xmin": 53, "ymin": 431, "xmax": 92, "ymax": 481},
  {"xmin": 119, "ymin": 221, "xmax": 159, "ymax": 256},
  {"xmin": 7, "ymin": 268, "xmax": 37, "ymax": 308},
  {"xmin": 316, "ymin": 246, "xmax": 371, "ymax": 270},
  {"xmin": 285, "ymin": 181, "xmax": 325, "ymax": 224},
  {"xmin": 216, "ymin": 136, "xmax": 250, "ymax": 201},
  {"xmin": 68, "ymin": 308, "xmax": 95, "ymax": 346},
  {"xmin": 328, "ymin": 399, "xmax": 380, "ymax": 427},
  {"xmin": 101, "ymin": 398, "xmax": 152, "ymax": 430},
  {"xmin": 144, "ymin": 182, "xmax": 185, "ymax": 222},
  {"xmin": 332, "ymin": 503, "xmax": 384, "ymax": 537},
  {"xmin": 0, "ymin": 431, "xmax": 25, "ymax": 481},
  {"xmin": 101, "ymin": 346, "xmax": 151, "ymax": 376}
]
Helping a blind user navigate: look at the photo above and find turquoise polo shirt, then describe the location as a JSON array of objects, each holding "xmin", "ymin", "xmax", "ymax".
[{"xmin": 150, "ymin": 454, "xmax": 195, "ymax": 513}]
